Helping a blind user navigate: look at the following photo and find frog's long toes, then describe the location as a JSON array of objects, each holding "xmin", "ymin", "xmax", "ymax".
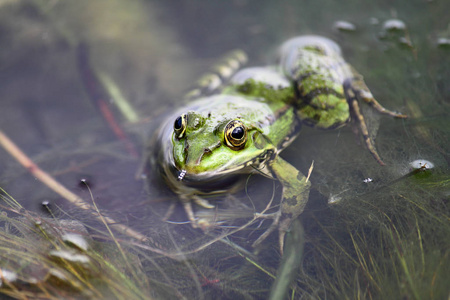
[
  {"xmin": 181, "ymin": 199, "xmax": 199, "ymax": 228},
  {"xmin": 192, "ymin": 195, "xmax": 215, "ymax": 209},
  {"xmin": 252, "ymin": 211, "xmax": 281, "ymax": 248},
  {"xmin": 394, "ymin": 112, "xmax": 408, "ymax": 119},
  {"xmin": 252, "ymin": 223, "xmax": 277, "ymax": 248}
]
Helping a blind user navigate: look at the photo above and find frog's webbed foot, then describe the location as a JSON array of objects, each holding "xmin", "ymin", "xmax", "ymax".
[
  {"xmin": 344, "ymin": 77, "xmax": 407, "ymax": 165},
  {"xmin": 252, "ymin": 211, "xmax": 293, "ymax": 255}
]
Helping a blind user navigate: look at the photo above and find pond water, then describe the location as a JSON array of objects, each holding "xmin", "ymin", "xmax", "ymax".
[{"xmin": 0, "ymin": 0, "xmax": 448, "ymax": 299}]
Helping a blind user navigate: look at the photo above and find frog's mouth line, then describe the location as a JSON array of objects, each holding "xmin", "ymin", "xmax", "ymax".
[
  {"xmin": 171, "ymin": 164, "xmax": 247, "ymax": 194},
  {"xmin": 176, "ymin": 163, "xmax": 248, "ymax": 182},
  {"xmin": 175, "ymin": 149, "xmax": 275, "ymax": 183}
]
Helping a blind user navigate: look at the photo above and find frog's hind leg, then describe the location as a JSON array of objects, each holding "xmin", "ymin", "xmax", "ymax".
[
  {"xmin": 343, "ymin": 78, "xmax": 386, "ymax": 165},
  {"xmin": 349, "ymin": 74, "xmax": 407, "ymax": 119},
  {"xmin": 344, "ymin": 75, "xmax": 407, "ymax": 165}
]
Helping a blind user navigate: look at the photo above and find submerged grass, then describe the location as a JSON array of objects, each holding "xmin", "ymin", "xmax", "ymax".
[
  {"xmin": 0, "ymin": 187, "xmax": 152, "ymax": 299},
  {"xmin": 288, "ymin": 169, "xmax": 449, "ymax": 300}
]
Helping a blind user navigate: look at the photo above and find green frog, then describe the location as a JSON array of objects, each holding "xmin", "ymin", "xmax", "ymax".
[{"xmin": 152, "ymin": 35, "xmax": 406, "ymax": 253}]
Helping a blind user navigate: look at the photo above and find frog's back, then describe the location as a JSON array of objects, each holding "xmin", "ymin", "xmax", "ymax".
[
  {"xmin": 279, "ymin": 35, "xmax": 342, "ymax": 67},
  {"xmin": 278, "ymin": 35, "xmax": 353, "ymax": 129}
]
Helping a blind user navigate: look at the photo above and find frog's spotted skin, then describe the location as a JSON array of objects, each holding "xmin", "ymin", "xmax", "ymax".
[
  {"xmin": 279, "ymin": 35, "xmax": 407, "ymax": 164},
  {"xmin": 153, "ymin": 35, "xmax": 406, "ymax": 253},
  {"xmin": 184, "ymin": 50, "xmax": 248, "ymax": 99}
]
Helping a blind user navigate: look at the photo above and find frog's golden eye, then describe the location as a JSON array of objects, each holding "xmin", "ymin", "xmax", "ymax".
[
  {"xmin": 174, "ymin": 114, "xmax": 187, "ymax": 139},
  {"xmin": 224, "ymin": 120, "xmax": 247, "ymax": 150}
]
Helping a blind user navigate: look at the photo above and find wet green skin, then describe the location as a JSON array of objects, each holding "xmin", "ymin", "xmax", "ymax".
[{"xmin": 154, "ymin": 35, "xmax": 405, "ymax": 252}]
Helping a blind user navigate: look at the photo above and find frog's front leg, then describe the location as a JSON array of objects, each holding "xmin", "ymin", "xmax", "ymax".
[{"xmin": 253, "ymin": 155, "xmax": 312, "ymax": 254}]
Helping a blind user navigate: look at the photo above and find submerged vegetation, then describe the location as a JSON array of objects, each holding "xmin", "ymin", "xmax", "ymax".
[
  {"xmin": 0, "ymin": 188, "xmax": 151, "ymax": 299},
  {"xmin": 0, "ymin": 0, "xmax": 449, "ymax": 299},
  {"xmin": 1, "ymin": 165, "xmax": 448, "ymax": 299}
]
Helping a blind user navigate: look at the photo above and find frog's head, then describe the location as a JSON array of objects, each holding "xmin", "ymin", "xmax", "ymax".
[{"xmin": 171, "ymin": 110, "xmax": 275, "ymax": 180}]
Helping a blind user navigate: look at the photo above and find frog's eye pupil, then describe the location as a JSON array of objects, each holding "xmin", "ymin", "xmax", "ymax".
[
  {"xmin": 174, "ymin": 114, "xmax": 187, "ymax": 139},
  {"xmin": 231, "ymin": 127, "xmax": 244, "ymax": 139},
  {"xmin": 224, "ymin": 120, "xmax": 247, "ymax": 150},
  {"xmin": 174, "ymin": 116, "xmax": 182, "ymax": 130}
]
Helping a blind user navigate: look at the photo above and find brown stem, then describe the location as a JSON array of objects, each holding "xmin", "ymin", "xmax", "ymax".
[{"xmin": 0, "ymin": 129, "xmax": 147, "ymax": 243}]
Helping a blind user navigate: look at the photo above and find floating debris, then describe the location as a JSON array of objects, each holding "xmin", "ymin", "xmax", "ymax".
[
  {"xmin": 399, "ymin": 36, "xmax": 413, "ymax": 47},
  {"xmin": 382, "ymin": 19, "xmax": 407, "ymax": 32},
  {"xmin": 437, "ymin": 37, "xmax": 450, "ymax": 49},
  {"xmin": 328, "ymin": 194, "xmax": 342, "ymax": 204},
  {"xmin": 49, "ymin": 250, "xmax": 90, "ymax": 265},
  {"xmin": 333, "ymin": 20, "xmax": 357, "ymax": 32},
  {"xmin": 363, "ymin": 177, "xmax": 373, "ymax": 183},
  {"xmin": 409, "ymin": 159, "xmax": 434, "ymax": 170},
  {"xmin": 62, "ymin": 233, "xmax": 90, "ymax": 251},
  {"xmin": 0, "ymin": 268, "xmax": 17, "ymax": 287},
  {"xmin": 47, "ymin": 269, "xmax": 69, "ymax": 282},
  {"xmin": 378, "ymin": 19, "xmax": 415, "ymax": 55}
]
